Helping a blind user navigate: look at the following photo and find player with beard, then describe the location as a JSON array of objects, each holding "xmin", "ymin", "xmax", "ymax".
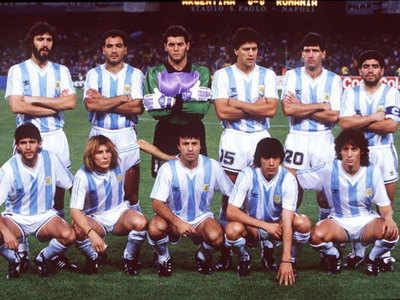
[
  {"xmin": 5, "ymin": 21, "xmax": 76, "ymax": 272},
  {"xmin": 340, "ymin": 50, "xmax": 400, "ymax": 271},
  {"xmin": 143, "ymin": 25, "xmax": 212, "ymax": 178}
]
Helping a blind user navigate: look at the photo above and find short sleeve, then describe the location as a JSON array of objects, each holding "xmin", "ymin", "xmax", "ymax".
[
  {"xmin": 70, "ymin": 170, "xmax": 89, "ymax": 210},
  {"xmin": 211, "ymin": 69, "xmax": 229, "ymax": 100},
  {"xmin": 5, "ymin": 65, "xmax": 23, "ymax": 99},
  {"xmin": 228, "ymin": 168, "xmax": 252, "ymax": 208},
  {"xmin": 150, "ymin": 163, "xmax": 172, "ymax": 202}
]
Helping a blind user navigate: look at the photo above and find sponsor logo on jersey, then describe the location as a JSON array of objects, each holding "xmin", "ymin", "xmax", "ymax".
[{"xmin": 23, "ymin": 80, "xmax": 30, "ymax": 87}]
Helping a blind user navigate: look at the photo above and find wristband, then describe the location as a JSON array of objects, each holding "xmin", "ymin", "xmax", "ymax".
[
  {"xmin": 280, "ymin": 260, "xmax": 292, "ymax": 264},
  {"xmin": 87, "ymin": 228, "xmax": 93, "ymax": 236}
]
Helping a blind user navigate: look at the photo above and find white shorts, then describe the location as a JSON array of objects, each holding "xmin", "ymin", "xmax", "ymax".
[
  {"xmin": 171, "ymin": 212, "xmax": 214, "ymax": 245},
  {"xmin": 369, "ymin": 144, "xmax": 398, "ymax": 184},
  {"xmin": 2, "ymin": 209, "xmax": 58, "ymax": 239},
  {"xmin": 89, "ymin": 126, "xmax": 140, "ymax": 171},
  {"xmin": 331, "ymin": 213, "xmax": 379, "ymax": 241},
  {"xmin": 90, "ymin": 201, "xmax": 141, "ymax": 234},
  {"xmin": 284, "ymin": 130, "xmax": 335, "ymax": 170},
  {"xmin": 218, "ymin": 128, "xmax": 270, "ymax": 173},
  {"xmin": 13, "ymin": 129, "xmax": 71, "ymax": 169}
]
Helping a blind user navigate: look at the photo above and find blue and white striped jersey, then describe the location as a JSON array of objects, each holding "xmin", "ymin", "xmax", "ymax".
[
  {"xmin": 297, "ymin": 159, "xmax": 390, "ymax": 218},
  {"xmin": 211, "ymin": 64, "xmax": 278, "ymax": 133},
  {"xmin": 0, "ymin": 149, "xmax": 73, "ymax": 216},
  {"xmin": 70, "ymin": 165, "xmax": 125, "ymax": 215},
  {"xmin": 150, "ymin": 155, "xmax": 233, "ymax": 222},
  {"xmin": 84, "ymin": 63, "xmax": 144, "ymax": 130},
  {"xmin": 5, "ymin": 59, "xmax": 75, "ymax": 132},
  {"xmin": 229, "ymin": 166, "xmax": 298, "ymax": 222},
  {"xmin": 281, "ymin": 67, "xmax": 342, "ymax": 132},
  {"xmin": 340, "ymin": 82, "xmax": 400, "ymax": 146}
]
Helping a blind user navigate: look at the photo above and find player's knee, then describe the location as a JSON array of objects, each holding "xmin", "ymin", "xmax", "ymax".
[
  {"xmin": 131, "ymin": 214, "xmax": 148, "ymax": 232},
  {"xmin": 205, "ymin": 229, "xmax": 223, "ymax": 247},
  {"xmin": 148, "ymin": 218, "xmax": 167, "ymax": 238},
  {"xmin": 225, "ymin": 222, "xmax": 245, "ymax": 240},
  {"xmin": 310, "ymin": 227, "xmax": 326, "ymax": 245},
  {"xmin": 60, "ymin": 227, "xmax": 76, "ymax": 245},
  {"xmin": 72, "ymin": 223, "xmax": 86, "ymax": 241},
  {"xmin": 293, "ymin": 214, "xmax": 312, "ymax": 233}
]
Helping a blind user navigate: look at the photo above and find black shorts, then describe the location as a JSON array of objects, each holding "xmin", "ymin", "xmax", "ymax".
[{"xmin": 151, "ymin": 119, "xmax": 207, "ymax": 177}]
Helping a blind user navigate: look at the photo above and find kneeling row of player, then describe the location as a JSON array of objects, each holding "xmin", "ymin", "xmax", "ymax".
[{"xmin": 0, "ymin": 123, "xmax": 397, "ymax": 285}]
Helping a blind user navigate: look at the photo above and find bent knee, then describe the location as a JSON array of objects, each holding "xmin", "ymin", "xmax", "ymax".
[
  {"xmin": 131, "ymin": 215, "xmax": 148, "ymax": 232},
  {"xmin": 225, "ymin": 222, "xmax": 245, "ymax": 240},
  {"xmin": 293, "ymin": 214, "xmax": 312, "ymax": 233},
  {"xmin": 205, "ymin": 229, "xmax": 223, "ymax": 247},
  {"xmin": 60, "ymin": 227, "xmax": 76, "ymax": 245},
  {"xmin": 148, "ymin": 217, "xmax": 168, "ymax": 237}
]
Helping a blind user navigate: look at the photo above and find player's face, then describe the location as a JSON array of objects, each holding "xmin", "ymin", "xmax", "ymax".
[
  {"xmin": 260, "ymin": 156, "xmax": 281, "ymax": 180},
  {"xmin": 93, "ymin": 144, "xmax": 112, "ymax": 173},
  {"xmin": 178, "ymin": 137, "xmax": 201, "ymax": 164},
  {"xmin": 234, "ymin": 42, "xmax": 258, "ymax": 70},
  {"xmin": 164, "ymin": 36, "xmax": 190, "ymax": 65},
  {"xmin": 340, "ymin": 143, "xmax": 361, "ymax": 175},
  {"xmin": 16, "ymin": 138, "xmax": 41, "ymax": 167},
  {"xmin": 359, "ymin": 59, "xmax": 384, "ymax": 87},
  {"xmin": 32, "ymin": 33, "xmax": 53, "ymax": 63},
  {"xmin": 102, "ymin": 36, "xmax": 127, "ymax": 66},
  {"xmin": 302, "ymin": 46, "xmax": 325, "ymax": 71}
]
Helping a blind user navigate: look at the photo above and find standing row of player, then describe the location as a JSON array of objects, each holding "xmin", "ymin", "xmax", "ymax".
[{"xmin": 0, "ymin": 21, "xmax": 399, "ymax": 285}]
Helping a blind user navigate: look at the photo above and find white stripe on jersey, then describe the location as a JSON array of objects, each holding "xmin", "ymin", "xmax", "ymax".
[
  {"xmin": 0, "ymin": 150, "xmax": 73, "ymax": 216},
  {"xmin": 150, "ymin": 155, "xmax": 233, "ymax": 222},
  {"xmin": 281, "ymin": 67, "xmax": 342, "ymax": 132},
  {"xmin": 229, "ymin": 166, "xmax": 297, "ymax": 222},
  {"xmin": 211, "ymin": 64, "xmax": 278, "ymax": 133},
  {"xmin": 297, "ymin": 159, "xmax": 390, "ymax": 218},
  {"xmin": 84, "ymin": 63, "xmax": 144, "ymax": 130},
  {"xmin": 340, "ymin": 82, "xmax": 400, "ymax": 146},
  {"xmin": 5, "ymin": 59, "xmax": 75, "ymax": 132},
  {"xmin": 70, "ymin": 166, "xmax": 125, "ymax": 215}
]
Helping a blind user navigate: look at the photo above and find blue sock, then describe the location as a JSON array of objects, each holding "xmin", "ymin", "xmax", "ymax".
[
  {"xmin": 38, "ymin": 239, "xmax": 67, "ymax": 261},
  {"xmin": 76, "ymin": 238, "xmax": 98, "ymax": 260}
]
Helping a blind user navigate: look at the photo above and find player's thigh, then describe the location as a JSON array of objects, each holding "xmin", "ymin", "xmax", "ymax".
[
  {"xmin": 73, "ymin": 215, "xmax": 106, "ymax": 240},
  {"xmin": 361, "ymin": 217, "xmax": 396, "ymax": 243},
  {"xmin": 113, "ymin": 208, "xmax": 147, "ymax": 236},
  {"xmin": 283, "ymin": 132, "xmax": 309, "ymax": 170},
  {"xmin": 0, "ymin": 217, "xmax": 24, "ymax": 241},
  {"xmin": 196, "ymin": 217, "xmax": 223, "ymax": 242},
  {"xmin": 37, "ymin": 216, "xmax": 75, "ymax": 243},
  {"xmin": 219, "ymin": 129, "xmax": 269, "ymax": 173},
  {"xmin": 311, "ymin": 219, "xmax": 347, "ymax": 243},
  {"xmin": 370, "ymin": 145, "xmax": 398, "ymax": 185}
]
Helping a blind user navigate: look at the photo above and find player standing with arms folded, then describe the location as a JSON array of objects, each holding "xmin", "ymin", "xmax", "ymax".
[
  {"xmin": 143, "ymin": 25, "xmax": 212, "ymax": 178},
  {"xmin": 339, "ymin": 50, "xmax": 400, "ymax": 270},
  {"xmin": 83, "ymin": 29, "xmax": 145, "ymax": 217},
  {"xmin": 211, "ymin": 27, "xmax": 279, "ymax": 269},
  {"xmin": 5, "ymin": 21, "xmax": 77, "ymax": 270}
]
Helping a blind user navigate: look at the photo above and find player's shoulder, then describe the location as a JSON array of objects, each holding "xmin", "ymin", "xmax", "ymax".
[
  {"xmin": 7, "ymin": 60, "xmax": 29, "ymax": 75},
  {"xmin": 191, "ymin": 64, "xmax": 210, "ymax": 75},
  {"xmin": 382, "ymin": 83, "xmax": 400, "ymax": 95},
  {"xmin": 146, "ymin": 64, "xmax": 166, "ymax": 76},
  {"xmin": 257, "ymin": 64, "xmax": 276, "ymax": 76},
  {"xmin": 324, "ymin": 68, "xmax": 341, "ymax": 79},
  {"xmin": 125, "ymin": 63, "xmax": 144, "ymax": 76}
]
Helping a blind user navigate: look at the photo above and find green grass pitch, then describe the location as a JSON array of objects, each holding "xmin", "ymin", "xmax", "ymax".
[{"xmin": 0, "ymin": 89, "xmax": 399, "ymax": 299}]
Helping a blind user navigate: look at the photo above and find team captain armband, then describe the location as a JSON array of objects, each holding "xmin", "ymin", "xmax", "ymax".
[
  {"xmin": 143, "ymin": 88, "xmax": 175, "ymax": 111},
  {"xmin": 385, "ymin": 106, "xmax": 400, "ymax": 121}
]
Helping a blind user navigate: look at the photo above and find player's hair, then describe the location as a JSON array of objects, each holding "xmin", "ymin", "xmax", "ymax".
[
  {"xmin": 24, "ymin": 21, "xmax": 56, "ymax": 56},
  {"xmin": 300, "ymin": 32, "xmax": 326, "ymax": 51},
  {"xmin": 163, "ymin": 25, "xmax": 191, "ymax": 44},
  {"xmin": 177, "ymin": 123, "xmax": 202, "ymax": 143},
  {"xmin": 232, "ymin": 27, "xmax": 259, "ymax": 50},
  {"xmin": 14, "ymin": 123, "xmax": 42, "ymax": 143},
  {"xmin": 253, "ymin": 138, "xmax": 285, "ymax": 167},
  {"xmin": 102, "ymin": 29, "xmax": 128, "ymax": 47},
  {"xmin": 358, "ymin": 50, "xmax": 385, "ymax": 68},
  {"xmin": 335, "ymin": 129, "xmax": 369, "ymax": 166},
  {"xmin": 83, "ymin": 135, "xmax": 119, "ymax": 172}
]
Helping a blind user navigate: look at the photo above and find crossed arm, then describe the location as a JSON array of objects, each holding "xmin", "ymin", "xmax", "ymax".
[{"xmin": 340, "ymin": 112, "xmax": 398, "ymax": 134}]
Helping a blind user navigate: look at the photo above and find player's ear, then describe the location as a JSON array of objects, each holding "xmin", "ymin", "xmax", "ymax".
[{"xmin": 186, "ymin": 41, "xmax": 190, "ymax": 51}]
